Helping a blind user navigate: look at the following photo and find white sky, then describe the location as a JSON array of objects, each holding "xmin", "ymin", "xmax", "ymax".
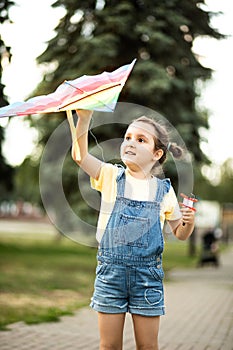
[
  {"xmin": 0, "ymin": 0, "xmax": 65, "ymax": 165},
  {"xmin": 0, "ymin": 0, "xmax": 233, "ymax": 167}
]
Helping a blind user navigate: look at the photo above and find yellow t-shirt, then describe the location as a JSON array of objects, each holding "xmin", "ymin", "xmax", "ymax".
[{"xmin": 91, "ymin": 163, "xmax": 182, "ymax": 242}]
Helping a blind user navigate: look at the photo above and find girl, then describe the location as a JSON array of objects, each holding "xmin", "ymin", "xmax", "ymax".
[{"xmin": 68, "ymin": 109, "xmax": 195, "ymax": 350}]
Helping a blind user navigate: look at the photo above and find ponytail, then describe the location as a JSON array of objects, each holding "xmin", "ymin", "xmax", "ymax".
[{"xmin": 167, "ymin": 142, "xmax": 183, "ymax": 160}]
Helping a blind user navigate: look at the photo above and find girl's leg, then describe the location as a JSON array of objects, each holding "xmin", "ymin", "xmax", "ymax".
[
  {"xmin": 98, "ymin": 312, "xmax": 126, "ymax": 350},
  {"xmin": 132, "ymin": 314, "xmax": 160, "ymax": 350}
]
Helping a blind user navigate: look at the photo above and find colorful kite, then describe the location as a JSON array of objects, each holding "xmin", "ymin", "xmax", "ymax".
[{"xmin": 0, "ymin": 59, "xmax": 136, "ymax": 118}]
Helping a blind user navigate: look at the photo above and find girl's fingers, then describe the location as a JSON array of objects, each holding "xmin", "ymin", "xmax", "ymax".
[
  {"xmin": 76, "ymin": 109, "xmax": 93, "ymax": 119},
  {"xmin": 180, "ymin": 208, "xmax": 195, "ymax": 224}
]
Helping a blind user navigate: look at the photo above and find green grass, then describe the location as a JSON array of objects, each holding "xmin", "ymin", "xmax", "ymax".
[
  {"xmin": 163, "ymin": 239, "xmax": 199, "ymax": 271},
  {"xmin": 0, "ymin": 234, "xmax": 199, "ymax": 330},
  {"xmin": 0, "ymin": 236, "xmax": 97, "ymax": 330}
]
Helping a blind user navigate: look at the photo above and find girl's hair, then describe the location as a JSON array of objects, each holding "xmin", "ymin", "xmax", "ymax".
[{"xmin": 132, "ymin": 116, "xmax": 183, "ymax": 166}]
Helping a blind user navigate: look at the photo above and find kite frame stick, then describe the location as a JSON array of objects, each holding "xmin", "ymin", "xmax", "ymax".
[{"xmin": 60, "ymin": 82, "xmax": 122, "ymax": 112}]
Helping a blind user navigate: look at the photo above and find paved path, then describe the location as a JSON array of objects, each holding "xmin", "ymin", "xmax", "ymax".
[
  {"xmin": 0, "ymin": 219, "xmax": 55, "ymax": 237},
  {"xmin": 0, "ymin": 246, "xmax": 232, "ymax": 350}
]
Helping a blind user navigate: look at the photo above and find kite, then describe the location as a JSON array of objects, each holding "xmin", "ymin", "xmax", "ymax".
[
  {"xmin": 0, "ymin": 59, "xmax": 136, "ymax": 161},
  {"xmin": 0, "ymin": 59, "xmax": 136, "ymax": 118}
]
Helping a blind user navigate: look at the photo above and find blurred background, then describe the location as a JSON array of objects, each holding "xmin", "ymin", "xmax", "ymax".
[{"xmin": 0, "ymin": 0, "xmax": 232, "ymax": 331}]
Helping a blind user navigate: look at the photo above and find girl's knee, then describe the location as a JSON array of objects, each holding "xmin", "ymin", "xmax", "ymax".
[
  {"xmin": 100, "ymin": 343, "xmax": 122, "ymax": 350},
  {"xmin": 136, "ymin": 341, "xmax": 159, "ymax": 350}
]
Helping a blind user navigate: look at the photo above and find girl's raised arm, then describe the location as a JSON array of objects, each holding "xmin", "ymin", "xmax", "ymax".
[{"xmin": 67, "ymin": 109, "xmax": 103, "ymax": 180}]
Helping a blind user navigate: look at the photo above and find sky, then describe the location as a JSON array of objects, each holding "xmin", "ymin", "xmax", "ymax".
[{"xmin": 0, "ymin": 0, "xmax": 233, "ymax": 169}]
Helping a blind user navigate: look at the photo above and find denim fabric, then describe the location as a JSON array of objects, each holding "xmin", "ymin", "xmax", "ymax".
[{"xmin": 90, "ymin": 166, "xmax": 170, "ymax": 316}]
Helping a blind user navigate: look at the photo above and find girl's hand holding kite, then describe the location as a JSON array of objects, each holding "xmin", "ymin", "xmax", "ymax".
[{"xmin": 67, "ymin": 109, "xmax": 103, "ymax": 180}]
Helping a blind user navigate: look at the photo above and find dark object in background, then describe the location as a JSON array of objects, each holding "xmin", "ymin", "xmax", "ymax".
[{"xmin": 198, "ymin": 230, "xmax": 220, "ymax": 267}]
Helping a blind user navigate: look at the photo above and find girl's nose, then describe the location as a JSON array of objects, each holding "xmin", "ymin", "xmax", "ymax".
[{"xmin": 126, "ymin": 138, "xmax": 136, "ymax": 147}]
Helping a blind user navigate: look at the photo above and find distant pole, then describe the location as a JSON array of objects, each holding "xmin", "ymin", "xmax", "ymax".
[{"xmin": 189, "ymin": 227, "xmax": 196, "ymax": 256}]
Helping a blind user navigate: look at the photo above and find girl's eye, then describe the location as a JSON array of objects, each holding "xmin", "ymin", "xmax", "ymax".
[
  {"xmin": 125, "ymin": 136, "xmax": 131, "ymax": 141},
  {"xmin": 138, "ymin": 138, "xmax": 145, "ymax": 143}
]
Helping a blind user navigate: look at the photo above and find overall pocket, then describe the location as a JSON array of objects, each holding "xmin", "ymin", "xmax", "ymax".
[
  {"xmin": 149, "ymin": 266, "xmax": 164, "ymax": 281},
  {"xmin": 114, "ymin": 213, "xmax": 150, "ymax": 248},
  {"xmin": 96, "ymin": 262, "xmax": 107, "ymax": 276}
]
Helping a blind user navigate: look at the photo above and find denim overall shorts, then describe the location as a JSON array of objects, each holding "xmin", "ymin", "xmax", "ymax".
[{"xmin": 90, "ymin": 167, "xmax": 170, "ymax": 316}]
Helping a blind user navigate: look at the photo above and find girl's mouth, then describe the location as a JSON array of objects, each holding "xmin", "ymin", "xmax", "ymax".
[{"xmin": 125, "ymin": 151, "xmax": 136, "ymax": 155}]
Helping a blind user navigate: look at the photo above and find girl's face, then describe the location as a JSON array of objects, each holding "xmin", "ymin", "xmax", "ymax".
[{"xmin": 120, "ymin": 121, "xmax": 163, "ymax": 175}]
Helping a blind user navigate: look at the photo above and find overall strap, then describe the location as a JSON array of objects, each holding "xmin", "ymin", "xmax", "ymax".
[
  {"xmin": 155, "ymin": 178, "xmax": 171, "ymax": 202},
  {"xmin": 116, "ymin": 165, "xmax": 126, "ymax": 197}
]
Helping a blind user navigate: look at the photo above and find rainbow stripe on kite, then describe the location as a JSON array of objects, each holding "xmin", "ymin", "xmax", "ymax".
[{"xmin": 0, "ymin": 59, "xmax": 136, "ymax": 118}]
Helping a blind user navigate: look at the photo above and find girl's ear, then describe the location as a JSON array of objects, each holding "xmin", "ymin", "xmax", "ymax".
[{"xmin": 153, "ymin": 149, "xmax": 164, "ymax": 161}]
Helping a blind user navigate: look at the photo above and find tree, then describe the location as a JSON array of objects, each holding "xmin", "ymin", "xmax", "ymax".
[
  {"xmin": 35, "ymin": 0, "xmax": 222, "ymax": 161},
  {"xmin": 0, "ymin": 0, "xmax": 15, "ymax": 201},
  {"xmin": 14, "ymin": 156, "xmax": 40, "ymax": 203},
  {"xmin": 20, "ymin": 0, "xmax": 223, "ymax": 233},
  {"xmin": 215, "ymin": 159, "xmax": 233, "ymax": 204},
  {"xmin": 194, "ymin": 158, "xmax": 233, "ymax": 204}
]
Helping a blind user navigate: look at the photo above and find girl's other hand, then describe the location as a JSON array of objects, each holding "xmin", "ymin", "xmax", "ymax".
[{"xmin": 180, "ymin": 207, "xmax": 195, "ymax": 226}]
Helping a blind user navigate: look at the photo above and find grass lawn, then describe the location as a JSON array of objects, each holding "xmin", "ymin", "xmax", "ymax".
[
  {"xmin": 0, "ymin": 234, "xmax": 199, "ymax": 330},
  {"xmin": 0, "ymin": 235, "xmax": 97, "ymax": 330}
]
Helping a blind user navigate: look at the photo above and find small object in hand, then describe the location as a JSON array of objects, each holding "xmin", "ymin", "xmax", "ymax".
[{"xmin": 179, "ymin": 193, "xmax": 198, "ymax": 226}]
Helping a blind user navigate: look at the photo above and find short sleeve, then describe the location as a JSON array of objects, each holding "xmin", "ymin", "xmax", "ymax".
[
  {"xmin": 90, "ymin": 163, "xmax": 118, "ymax": 193},
  {"xmin": 90, "ymin": 163, "xmax": 119, "ymax": 242},
  {"xmin": 162, "ymin": 186, "xmax": 182, "ymax": 221}
]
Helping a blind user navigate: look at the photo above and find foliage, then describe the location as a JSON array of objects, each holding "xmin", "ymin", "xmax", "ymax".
[
  {"xmin": 0, "ymin": 0, "xmax": 15, "ymax": 200},
  {"xmin": 218, "ymin": 158, "xmax": 233, "ymax": 203},
  {"xmin": 14, "ymin": 156, "xmax": 41, "ymax": 203},
  {"xmin": 35, "ymin": 0, "xmax": 222, "ymax": 162},
  {"xmin": 196, "ymin": 158, "xmax": 233, "ymax": 203}
]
